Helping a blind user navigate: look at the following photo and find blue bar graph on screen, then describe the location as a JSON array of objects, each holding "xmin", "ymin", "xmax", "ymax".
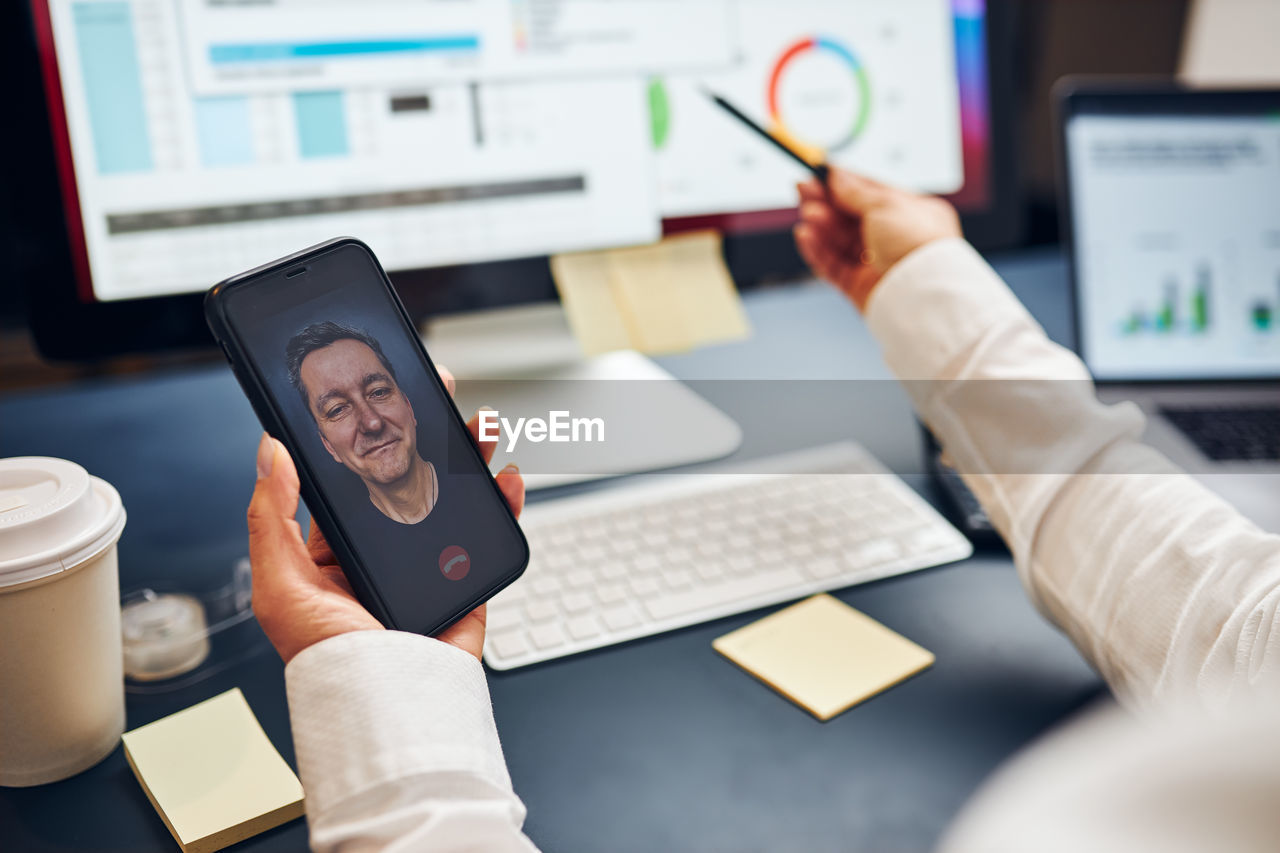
[
  {"xmin": 72, "ymin": 2, "xmax": 152, "ymax": 174},
  {"xmin": 293, "ymin": 92, "xmax": 350, "ymax": 159},
  {"xmin": 194, "ymin": 97, "xmax": 255, "ymax": 167},
  {"xmin": 209, "ymin": 36, "xmax": 480, "ymax": 64}
]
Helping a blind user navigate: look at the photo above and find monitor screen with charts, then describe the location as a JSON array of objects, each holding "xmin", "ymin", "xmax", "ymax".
[
  {"xmin": 30, "ymin": 0, "xmax": 989, "ymax": 306},
  {"xmin": 1063, "ymin": 90, "xmax": 1280, "ymax": 381}
]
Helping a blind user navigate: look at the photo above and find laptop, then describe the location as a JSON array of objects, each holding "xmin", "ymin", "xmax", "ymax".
[{"xmin": 1058, "ymin": 83, "xmax": 1280, "ymax": 531}]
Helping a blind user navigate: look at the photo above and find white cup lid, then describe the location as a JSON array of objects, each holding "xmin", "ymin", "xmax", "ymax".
[{"xmin": 0, "ymin": 457, "xmax": 126, "ymax": 588}]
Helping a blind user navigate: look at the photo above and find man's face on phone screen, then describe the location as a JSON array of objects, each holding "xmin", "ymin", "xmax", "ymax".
[{"xmin": 299, "ymin": 339, "xmax": 419, "ymax": 487}]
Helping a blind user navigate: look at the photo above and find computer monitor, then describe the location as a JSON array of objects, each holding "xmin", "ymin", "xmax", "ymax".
[
  {"xmin": 10, "ymin": 0, "xmax": 1017, "ymax": 359},
  {"xmin": 1059, "ymin": 84, "xmax": 1280, "ymax": 381}
]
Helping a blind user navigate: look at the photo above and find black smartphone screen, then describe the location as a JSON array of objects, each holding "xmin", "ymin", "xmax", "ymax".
[{"xmin": 216, "ymin": 240, "xmax": 527, "ymax": 634}]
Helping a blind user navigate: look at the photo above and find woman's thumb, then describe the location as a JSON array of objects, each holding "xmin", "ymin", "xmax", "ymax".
[
  {"xmin": 256, "ymin": 432, "xmax": 278, "ymax": 480},
  {"xmin": 250, "ymin": 434, "xmax": 301, "ymax": 523}
]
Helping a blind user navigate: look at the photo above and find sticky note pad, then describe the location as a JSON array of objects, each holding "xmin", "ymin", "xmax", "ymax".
[
  {"xmin": 713, "ymin": 595, "xmax": 934, "ymax": 721},
  {"xmin": 122, "ymin": 688, "xmax": 305, "ymax": 853},
  {"xmin": 551, "ymin": 231, "xmax": 751, "ymax": 356},
  {"xmin": 549, "ymin": 249, "xmax": 634, "ymax": 356}
]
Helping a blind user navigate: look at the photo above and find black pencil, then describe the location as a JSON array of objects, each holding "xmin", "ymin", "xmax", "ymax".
[{"xmin": 700, "ymin": 86, "xmax": 830, "ymax": 184}]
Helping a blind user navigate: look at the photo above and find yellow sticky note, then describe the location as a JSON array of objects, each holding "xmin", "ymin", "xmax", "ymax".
[
  {"xmin": 551, "ymin": 231, "xmax": 751, "ymax": 356},
  {"xmin": 550, "ymin": 250, "xmax": 633, "ymax": 356},
  {"xmin": 122, "ymin": 688, "xmax": 305, "ymax": 853},
  {"xmin": 713, "ymin": 594, "xmax": 934, "ymax": 721}
]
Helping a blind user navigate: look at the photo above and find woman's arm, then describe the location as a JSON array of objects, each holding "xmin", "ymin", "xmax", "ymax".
[
  {"xmin": 286, "ymin": 631, "xmax": 537, "ymax": 853},
  {"xmin": 247, "ymin": 388, "xmax": 538, "ymax": 851},
  {"xmin": 797, "ymin": 172, "xmax": 1280, "ymax": 710}
]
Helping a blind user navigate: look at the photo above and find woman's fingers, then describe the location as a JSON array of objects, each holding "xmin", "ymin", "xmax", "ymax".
[
  {"xmin": 798, "ymin": 202, "xmax": 862, "ymax": 257},
  {"xmin": 495, "ymin": 464, "xmax": 525, "ymax": 518},
  {"xmin": 826, "ymin": 168, "xmax": 889, "ymax": 217},
  {"xmin": 795, "ymin": 224, "xmax": 862, "ymax": 295},
  {"xmin": 797, "ymin": 178, "xmax": 826, "ymax": 203},
  {"xmin": 467, "ymin": 408, "xmax": 499, "ymax": 466},
  {"xmin": 247, "ymin": 435, "xmax": 325, "ymax": 637},
  {"xmin": 307, "ymin": 519, "xmax": 338, "ymax": 566},
  {"xmin": 437, "ymin": 365, "xmax": 456, "ymax": 397},
  {"xmin": 436, "ymin": 604, "xmax": 487, "ymax": 661}
]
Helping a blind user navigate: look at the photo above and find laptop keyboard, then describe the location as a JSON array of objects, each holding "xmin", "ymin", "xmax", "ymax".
[{"xmin": 1160, "ymin": 406, "xmax": 1280, "ymax": 461}]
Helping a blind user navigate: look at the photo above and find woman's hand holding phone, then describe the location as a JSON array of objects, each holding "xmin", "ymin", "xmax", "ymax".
[{"xmin": 248, "ymin": 367, "xmax": 525, "ymax": 665}]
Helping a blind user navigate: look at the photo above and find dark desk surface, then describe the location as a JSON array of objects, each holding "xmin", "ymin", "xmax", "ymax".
[{"xmin": 0, "ymin": 249, "xmax": 1101, "ymax": 853}]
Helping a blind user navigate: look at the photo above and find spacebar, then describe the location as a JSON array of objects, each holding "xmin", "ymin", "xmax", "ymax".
[{"xmin": 642, "ymin": 568, "xmax": 809, "ymax": 622}]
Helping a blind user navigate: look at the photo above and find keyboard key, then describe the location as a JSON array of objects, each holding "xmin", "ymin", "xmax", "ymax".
[
  {"xmin": 566, "ymin": 569, "xmax": 595, "ymax": 589},
  {"xmin": 609, "ymin": 538, "xmax": 640, "ymax": 556},
  {"xmin": 628, "ymin": 576, "xmax": 662, "ymax": 599},
  {"xmin": 790, "ymin": 540, "xmax": 816, "ymax": 559},
  {"xmin": 803, "ymin": 556, "xmax": 841, "ymax": 580},
  {"xmin": 530, "ymin": 623, "xmax": 566, "ymax": 650},
  {"xmin": 695, "ymin": 561, "xmax": 725, "ymax": 582},
  {"xmin": 696, "ymin": 541, "xmax": 723, "ymax": 557},
  {"xmin": 756, "ymin": 547, "xmax": 785, "ymax": 566},
  {"xmin": 631, "ymin": 554, "xmax": 661, "ymax": 573},
  {"xmin": 601, "ymin": 604, "xmax": 641, "ymax": 632},
  {"xmin": 817, "ymin": 534, "xmax": 843, "ymax": 552},
  {"xmin": 611, "ymin": 516, "xmax": 639, "ymax": 534},
  {"xmin": 489, "ymin": 630, "xmax": 529, "ymax": 660},
  {"xmin": 672, "ymin": 525, "xmax": 699, "ymax": 542},
  {"xmin": 643, "ymin": 567, "xmax": 807, "ymax": 622},
  {"xmin": 544, "ymin": 551, "xmax": 574, "ymax": 571},
  {"xmin": 663, "ymin": 545, "xmax": 693, "ymax": 565},
  {"xmin": 488, "ymin": 585, "xmax": 525, "ymax": 608},
  {"xmin": 1161, "ymin": 406, "xmax": 1280, "ymax": 461},
  {"xmin": 488, "ymin": 606, "xmax": 524, "ymax": 632},
  {"xmin": 563, "ymin": 591, "xmax": 593, "ymax": 614},
  {"xmin": 600, "ymin": 562, "xmax": 629, "ymax": 580},
  {"xmin": 525, "ymin": 600, "xmax": 558, "ymax": 622},
  {"xmin": 662, "ymin": 568, "xmax": 693, "ymax": 590},
  {"xmin": 785, "ymin": 518, "xmax": 812, "ymax": 537},
  {"xmin": 596, "ymin": 582, "xmax": 627, "ymax": 604},
  {"xmin": 754, "ymin": 528, "xmax": 783, "ymax": 545},
  {"xmin": 846, "ymin": 539, "xmax": 901, "ymax": 567},
  {"xmin": 642, "ymin": 530, "xmax": 671, "ymax": 548},
  {"xmin": 531, "ymin": 576, "xmax": 561, "ymax": 597},
  {"xmin": 567, "ymin": 616, "xmax": 602, "ymax": 641}
]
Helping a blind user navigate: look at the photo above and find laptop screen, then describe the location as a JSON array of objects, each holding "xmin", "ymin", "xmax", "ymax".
[{"xmin": 1065, "ymin": 104, "xmax": 1280, "ymax": 381}]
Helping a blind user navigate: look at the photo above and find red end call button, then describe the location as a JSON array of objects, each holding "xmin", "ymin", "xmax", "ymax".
[{"xmin": 439, "ymin": 545, "xmax": 471, "ymax": 581}]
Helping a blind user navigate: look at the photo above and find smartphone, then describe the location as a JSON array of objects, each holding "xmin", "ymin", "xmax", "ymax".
[{"xmin": 205, "ymin": 237, "xmax": 529, "ymax": 635}]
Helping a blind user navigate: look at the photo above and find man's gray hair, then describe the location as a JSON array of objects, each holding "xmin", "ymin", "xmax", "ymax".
[{"xmin": 285, "ymin": 321, "xmax": 398, "ymax": 414}]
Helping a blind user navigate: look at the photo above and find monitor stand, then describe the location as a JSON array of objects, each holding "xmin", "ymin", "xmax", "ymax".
[{"xmin": 421, "ymin": 302, "xmax": 743, "ymax": 490}]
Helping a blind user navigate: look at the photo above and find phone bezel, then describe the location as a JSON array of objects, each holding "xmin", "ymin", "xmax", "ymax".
[{"xmin": 205, "ymin": 236, "xmax": 530, "ymax": 636}]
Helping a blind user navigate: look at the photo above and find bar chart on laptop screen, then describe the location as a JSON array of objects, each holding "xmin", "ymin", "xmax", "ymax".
[{"xmin": 1068, "ymin": 115, "xmax": 1280, "ymax": 379}]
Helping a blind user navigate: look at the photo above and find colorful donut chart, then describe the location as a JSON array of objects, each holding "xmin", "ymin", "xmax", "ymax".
[{"xmin": 767, "ymin": 36, "xmax": 871, "ymax": 153}]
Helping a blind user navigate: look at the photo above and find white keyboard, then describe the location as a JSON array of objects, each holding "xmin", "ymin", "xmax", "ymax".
[{"xmin": 482, "ymin": 442, "xmax": 973, "ymax": 670}]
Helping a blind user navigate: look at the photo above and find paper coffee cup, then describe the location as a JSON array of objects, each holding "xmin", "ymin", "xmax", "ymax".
[{"xmin": 0, "ymin": 457, "xmax": 127, "ymax": 787}]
